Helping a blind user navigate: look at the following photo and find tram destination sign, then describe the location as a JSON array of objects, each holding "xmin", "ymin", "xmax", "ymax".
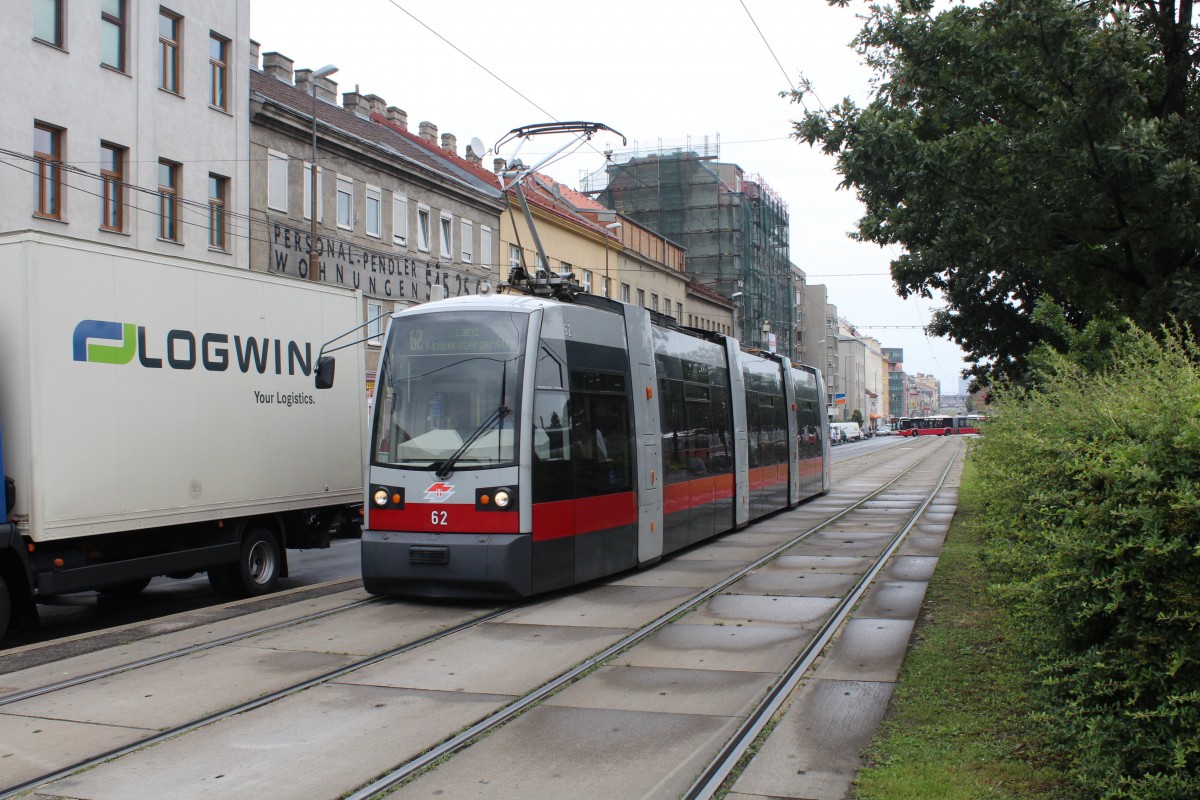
[
  {"xmin": 267, "ymin": 220, "xmax": 488, "ymax": 301},
  {"xmin": 398, "ymin": 317, "xmax": 520, "ymax": 356}
]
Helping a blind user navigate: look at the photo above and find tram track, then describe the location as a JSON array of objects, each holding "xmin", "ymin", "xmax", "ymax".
[
  {"xmin": 346, "ymin": 438, "xmax": 960, "ymax": 799},
  {"xmin": 4, "ymin": 437, "xmax": 957, "ymax": 800}
]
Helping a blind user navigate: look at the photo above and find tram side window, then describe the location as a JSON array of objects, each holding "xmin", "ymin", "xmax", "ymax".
[
  {"xmin": 684, "ymin": 383, "xmax": 712, "ymax": 475},
  {"xmin": 709, "ymin": 385, "xmax": 733, "ymax": 473},
  {"xmin": 570, "ymin": 391, "xmax": 632, "ymax": 496},
  {"xmin": 531, "ymin": 390, "xmax": 573, "ymax": 503},
  {"xmin": 659, "ymin": 378, "xmax": 689, "ymax": 483},
  {"xmin": 746, "ymin": 393, "xmax": 761, "ymax": 468}
]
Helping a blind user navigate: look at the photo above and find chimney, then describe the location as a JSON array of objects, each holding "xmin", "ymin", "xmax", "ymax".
[
  {"xmin": 366, "ymin": 94, "xmax": 387, "ymax": 116},
  {"xmin": 294, "ymin": 67, "xmax": 313, "ymax": 95},
  {"xmin": 262, "ymin": 52, "xmax": 294, "ymax": 83},
  {"xmin": 342, "ymin": 90, "xmax": 370, "ymax": 118},
  {"xmin": 465, "ymin": 144, "xmax": 482, "ymax": 165},
  {"xmin": 314, "ymin": 74, "xmax": 337, "ymax": 103},
  {"xmin": 249, "ymin": 39, "xmax": 261, "ymax": 71},
  {"xmin": 493, "ymin": 157, "xmax": 507, "ymax": 174},
  {"xmin": 418, "ymin": 121, "xmax": 438, "ymax": 144},
  {"xmin": 441, "ymin": 133, "xmax": 457, "ymax": 155},
  {"xmin": 386, "ymin": 106, "xmax": 408, "ymax": 130}
]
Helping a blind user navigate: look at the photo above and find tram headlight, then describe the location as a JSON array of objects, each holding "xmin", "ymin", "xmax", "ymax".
[
  {"xmin": 371, "ymin": 485, "xmax": 404, "ymax": 509},
  {"xmin": 476, "ymin": 486, "xmax": 516, "ymax": 511}
]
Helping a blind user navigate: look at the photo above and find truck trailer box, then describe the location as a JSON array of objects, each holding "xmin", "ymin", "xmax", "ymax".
[{"xmin": 0, "ymin": 232, "xmax": 365, "ymax": 544}]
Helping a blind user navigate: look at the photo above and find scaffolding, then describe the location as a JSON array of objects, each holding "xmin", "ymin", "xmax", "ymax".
[{"xmin": 593, "ymin": 144, "xmax": 792, "ymax": 353}]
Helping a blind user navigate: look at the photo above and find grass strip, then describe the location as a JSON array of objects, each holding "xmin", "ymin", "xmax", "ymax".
[{"xmin": 852, "ymin": 462, "xmax": 1072, "ymax": 800}]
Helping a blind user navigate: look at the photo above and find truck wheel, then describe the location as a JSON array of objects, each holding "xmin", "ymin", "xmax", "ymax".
[
  {"xmin": 209, "ymin": 527, "xmax": 281, "ymax": 598},
  {"xmin": 0, "ymin": 576, "xmax": 10, "ymax": 643}
]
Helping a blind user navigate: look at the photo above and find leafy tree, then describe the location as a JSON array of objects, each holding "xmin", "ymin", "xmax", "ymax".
[
  {"xmin": 793, "ymin": 0, "xmax": 1199, "ymax": 386},
  {"xmin": 851, "ymin": 408, "xmax": 865, "ymax": 426}
]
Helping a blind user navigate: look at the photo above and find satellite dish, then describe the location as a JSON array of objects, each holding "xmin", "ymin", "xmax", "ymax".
[{"xmin": 468, "ymin": 137, "xmax": 487, "ymax": 158}]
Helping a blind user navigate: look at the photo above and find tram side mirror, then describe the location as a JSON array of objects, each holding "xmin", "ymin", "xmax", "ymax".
[{"xmin": 315, "ymin": 356, "xmax": 336, "ymax": 390}]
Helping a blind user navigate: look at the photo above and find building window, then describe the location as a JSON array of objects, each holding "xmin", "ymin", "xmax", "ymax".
[
  {"xmin": 602, "ymin": 276, "xmax": 610, "ymax": 298},
  {"xmin": 439, "ymin": 213, "xmax": 453, "ymax": 258},
  {"xmin": 621, "ymin": 283, "xmax": 631, "ymax": 303},
  {"xmin": 367, "ymin": 300, "xmax": 383, "ymax": 341},
  {"xmin": 158, "ymin": 9, "xmax": 181, "ymax": 94},
  {"xmin": 480, "ymin": 226, "xmax": 492, "ymax": 269},
  {"xmin": 651, "ymin": 293, "xmax": 659, "ymax": 312},
  {"xmin": 208, "ymin": 173, "xmax": 228, "ymax": 250},
  {"xmin": 101, "ymin": 0, "xmax": 126, "ymax": 71},
  {"xmin": 34, "ymin": 123, "xmax": 63, "ymax": 219},
  {"xmin": 157, "ymin": 158, "xmax": 179, "ymax": 241},
  {"xmin": 266, "ymin": 150, "xmax": 288, "ymax": 212},
  {"xmin": 209, "ymin": 33, "xmax": 228, "ymax": 110},
  {"xmin": 365, "ymin": 185, "xmax": 381, "ymax": 238},
  {"xmin": 392, "ymin": 195, "xmax": 408, "ymax": 246},
  {"xmin": 637, "ymin": 289, "xmax": 646, "ymax": 308},
  {"xmin": 677, "ymin": 302, "xmax": 683, "ymax": 321},
  {"xmin": 461, "ymin": 219, "xmax": 473, "ymax": 263},
  {"xmin": 34, "ymin": 0, "xmax": 63, "ymax": 47},
  {"xmin": 100, "ymin": 142, "xmax": 124, "ymax": 231},
  {"xmin": 336, "ymin": 176, "xmax": 353, "ymax": 229},
  {"xmin": 417, "ymin": 205, "xmax": 431, "ymax": 251},
  {"xmin": 303, "ymin": 163, "xmax": 322, "ymax": 222},
  {"xmin": 582, "ymin": 270, "xmax": 592, "ymax": 293},
  {"xmin": 508, "ymin": 243, "xmax": 521, "ymax": 270}
]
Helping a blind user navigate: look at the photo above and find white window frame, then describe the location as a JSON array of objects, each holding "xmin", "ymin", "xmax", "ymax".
[
  {"xmin": 336, "ymin": 175, "xmax": 353, "ymax": 230},
  {"xmin": 417, "ymin": 205, "xmax": 431, "ymax": 252},
  {"xmin": 460, "ymin": 219, "xmax": 473, "ymax": 263},
  {"xmin": 365, "ymin": 184, "xmax": 381, "ymax": 238},
  {"xmin": 582, "ymin": 270, "xmax": 592, "ymax": 293},
  {"xmin": 302, "ymin": 162, "xmax": 323, "ymax": 223},
  {"xmin": 651, "ymin": 293, "xmax": 659, "ymax": 312},
  {"xmin": 392, "ymin": 194, "xmax": 408, "ymax": 247},
  {"xmin": 508, "ymin": 243, "xmax": 521, "ymax": 269},
  {"xmin": 367, "ymin": 300, "xmax": 384, "ymax": 342},
  {"xmin": 267, "ymin": 149, "xmax": 288, "ymax": 213},
  {"xmin": 439, "ymin": 212, "xmax": 453, "ymax": 258},
  {"xmin": 480, "ymin": 226, "xmax": 492, "ymax": 270}
]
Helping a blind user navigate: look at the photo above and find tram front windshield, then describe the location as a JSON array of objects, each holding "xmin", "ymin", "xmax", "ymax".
[{"xmin": 371, "ymin": 311, "xmax": 526, "ymax": 470}]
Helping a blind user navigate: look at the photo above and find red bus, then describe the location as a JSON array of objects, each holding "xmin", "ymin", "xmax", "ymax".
[{"xmin": 897, "ymin": 414, "xmax": 984, "ymax": 436}]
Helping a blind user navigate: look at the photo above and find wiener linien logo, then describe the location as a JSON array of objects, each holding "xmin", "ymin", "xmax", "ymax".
[{"xmin": 72, "ymin": 319, "xmax": 313, "ymax": 375}]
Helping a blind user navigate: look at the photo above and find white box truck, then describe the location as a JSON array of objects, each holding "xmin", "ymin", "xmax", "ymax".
[{"xmin": 0, "ymin": 233, "xmax": 365, "ymax": 641}]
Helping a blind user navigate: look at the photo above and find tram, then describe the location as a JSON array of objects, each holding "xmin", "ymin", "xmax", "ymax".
[
  {"xmin": 321, "ymin": 291, "xmax": 830, "ymax": 599},
  {"xmin": 896, "ymin": 414, "xmax": 984, "ymax": 436}
]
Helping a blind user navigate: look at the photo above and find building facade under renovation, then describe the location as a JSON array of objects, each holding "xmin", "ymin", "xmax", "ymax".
[{"xmin": 593, "ymin": 144, "xmax": 792, "ymax": 354}]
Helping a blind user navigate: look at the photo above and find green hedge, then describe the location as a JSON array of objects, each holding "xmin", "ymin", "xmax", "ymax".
[{"xmin": 969, "ymin": 325, "xmax": 1200, "ymax": 799}]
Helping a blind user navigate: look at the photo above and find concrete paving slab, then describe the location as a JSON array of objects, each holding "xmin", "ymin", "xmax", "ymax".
[
  {"xmin": 0, "ymin": 641, "xmax": 180, "ymax": 697},
  {"xmin": 343, "ymin": 621, "xmax": 627, "ymax": 695},
  {"xmin": 611, "ymin": 623, "xmax": 812, "ymax": 673},
  {"xmin": 854, "ymin": 580, "xmax": 929, "ymax": 621},
  {"xmin": 672, "ymin": 542, "xmax": 779, "ymax": 562},
  {"xmin": 385, "ymin": 704, "xmax": 742, "ymax": 800},
  {"xmin": 36, "ymin": 682, "xmax": 503, "ymax": 800},
  {"xmin": 768, "ymin": 555, "xmax": 874, "ymax": 573},
  {"xmin": 883, "ymin": 555, "xmax": 939, "ymax": 582},
  {"xmin": 226, "ymin": 600, "xmax": 487, "ymax": 657},
  {"xmin": 813, "ymin": 618, "xmax": 915, "ymax": 682},
  {"xmin": 502, "ymin": 585, "xmax": 697, "ymax": 629},
  {"xmin": 6, "ymin": 645, "xmax": 354, "ymax": 729},
  {"xmin": 679, "ymin": 594, "xmax": 838, "ymax": 628},
  {"xmin": 897, "ymin": 534, "xmax": 947, "ymax": 557},
  {"xmin": 783, "ymin": 531, "xmax": 891, "ymax": 558},
  {"xmin": 605, "ymin": 558, "xmax": 746, "ymax": 589},
  {"xmin": 727, "ymin": 570, "xmax": 860, "ymax": 598},
  {"xmin": 146, "ymin": 588, "xmax": 376, "ymax": 648},
  {"xmin": 546, "ymin": 664, "xmax": 775, "ymax": 717},
  {"xmin": 0, "ymin": 712, "xmax": 153, "ymax": 790},
  {"xmin": 729, "ymin": 678, "xmax": 894, "ymax": 800}
]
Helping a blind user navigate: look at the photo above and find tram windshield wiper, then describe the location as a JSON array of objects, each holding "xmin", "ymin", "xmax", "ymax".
[{"xmin": 434, "ymin": 404, "xmax": 511, "ymax": 479}]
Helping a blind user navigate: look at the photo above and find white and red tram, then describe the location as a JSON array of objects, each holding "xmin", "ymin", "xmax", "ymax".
[{"xmin": 324, "ymin": 292, "xmax": 829, "ymax": 599}]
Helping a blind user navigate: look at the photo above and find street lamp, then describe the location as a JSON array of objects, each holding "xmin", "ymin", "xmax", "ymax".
[
  {"xmin": 308, "ymin": 64, "xmax": 338, "ymax": 282},
  {"xmin": 603, "ymin": 221, "xmax": 621, "ymax": 297}
]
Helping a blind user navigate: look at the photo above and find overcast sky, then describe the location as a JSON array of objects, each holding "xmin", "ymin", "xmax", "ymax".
[{"xmin": 251, "ymin": 0, "xmax": 971, "ymax": 391}]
